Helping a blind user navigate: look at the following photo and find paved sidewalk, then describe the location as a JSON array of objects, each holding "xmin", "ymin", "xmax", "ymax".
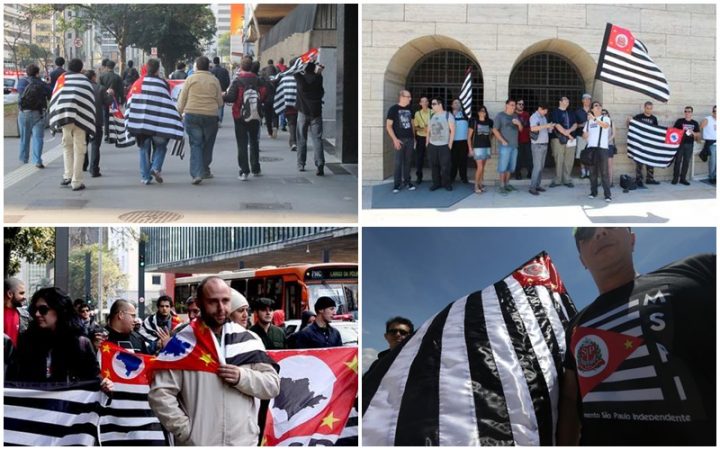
[
  {"xmin": 362, "ymin": 170, "xmax": 717, "ymax": 225},
  {"xmin": 5, "ymin": 116, "xmax": 357, "ymax": 223}
]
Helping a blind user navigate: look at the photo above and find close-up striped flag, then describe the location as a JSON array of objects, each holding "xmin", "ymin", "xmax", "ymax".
[
  {"xmin": 627, "ymin": 119, "xmax": 683, "ymax": 167},
  {"xmin": 595, "ymin": 23, "xmax": 670, "ymax": 103},
  {"xmin": 48, "ymin": 72, "xmax": 97, "ymax": 137},
  {"xmin": 125, "ymin": 77, "xmax": 184, "ymax": 141},
  {"xmin": 107, "ymin": 97, "xmax": 136, "ymax": 148},
  {"xmin": 459, "ymin": 66, "xmax": 472, "ymax": 118},
  {"xmin": 363, "ymin": 252, "xmax": 577, "ymax": 446}
]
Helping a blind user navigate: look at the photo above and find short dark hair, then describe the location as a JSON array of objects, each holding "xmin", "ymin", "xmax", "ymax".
[
  {"xmin": 156, "ymin": 295, "xmax": 172, "ymax": 308},
  {"xmin": 537, "ymin": 104, "xmax": 548, "ymax": 110},
  {"xmin": 176, "ymin": 62, "xmax": 186, "ymax": 70},
  {"xmin": 195, "ymin": 56, "xmax": 210, "ymax": 71},
  {"xmin": 644, "ymin": 101, "xmax": 653, "ymax": 107},
  {"xmin": 431, "ymin": 97, "xmax": 443, "ymax": 108},
  {"xmin": 505, "ymin": 98, "xmax": 515, "ymax": 105},
  {"xmin": 85, "ymin": 69, "xmax": 96, "ymax": 81},
  {"xmin": 127, "ymin": 60, "xmax": 134, "ymax": 68},
  {"xmin": 26, "ymin": 63, "xmax": 40, "ymax": 77},
  {"xmin": 146, "ymin": 58, "xmax": 160, "ymax": 76},
  {"xmin": 684, "ymin": 106, "xmax": 693, "ymax": 112},
  {"xmin": 109, "ymin": 299, "xmax": 132, "ymax": 321},
  {"xmin": 385, "ymin": 316, "xmax": 414, "ymax": 334},
  {"xmin": 240, "ymin": 57, "xmax": 252, "ymax": 72},
  {"xmin": 267, "ymin": 59, "xmax": 274, "ymax": 66},
  {"xmin": 278, "ymin": 57, "xmax": 284, "ymax": 64},
  {"xmin": 68, "ymin": 58, "xmax": 83, "ymax": 73},
  {"xmin": 213, "ymin": 56, "xmax": 220, "ymax": 65},
  {"xmin": 55, "ymin": 57, "xmax": 65, "ymax": 67},
  {"xmin": 101, "ymin": 58, "xmax": 109, "ymax": 68},
  {"xmin": 251, "ymin": 61, "xmax": 260, "ymax": 74},
  {"xmin": 106, "ymin": 60, "xmax": 116, "ymax": 70}
]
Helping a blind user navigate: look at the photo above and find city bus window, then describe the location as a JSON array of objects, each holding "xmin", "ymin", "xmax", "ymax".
[
  {"xmin": 285, "ymin": 282, "xmax": 301, "ymax": 320},
  {"xmin": 229, "ymin": 279, "xmax": 248, "ymax": 297},
  {"xmin": 265, "ymin": 277, "xmax": 283, "ymax": 307},
  {"xmin": 247, "ymin": 279, "xmax": 264, "ymax": 303}
]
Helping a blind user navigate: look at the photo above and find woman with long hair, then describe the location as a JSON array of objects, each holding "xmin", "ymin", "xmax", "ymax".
[
  {"xmin": 7, "ymin": 287, "xmax": 112, "ymax": 392},
  {"xmin": 467, "ymin": 105, "xmax": 494, "ymax": 193}
]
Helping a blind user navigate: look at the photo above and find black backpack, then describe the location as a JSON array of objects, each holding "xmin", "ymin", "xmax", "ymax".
[{"xmin": 20, "ymin": 79, "xmax": 48, "ymax": 111}]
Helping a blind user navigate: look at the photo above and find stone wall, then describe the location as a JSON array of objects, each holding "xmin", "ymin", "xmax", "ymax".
[{"xmin": 362, "ymin": 4, "xmax": 716, "ymax": 181}]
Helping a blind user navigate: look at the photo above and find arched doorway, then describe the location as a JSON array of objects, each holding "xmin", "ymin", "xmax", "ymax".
[
  {"xmin": 407, "ymin": 50, "xmax": 483, "ymax": 112},
  {"xmin": 509, "ymin": 52, "xmax": 585, "ymax": 112}
]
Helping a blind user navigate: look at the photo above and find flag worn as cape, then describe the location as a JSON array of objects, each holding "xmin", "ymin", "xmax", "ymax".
[
  {"xmin": 125, "ymin": 76, "xmax": 184, "ymax": 140},
  {"xmin": 48, "ymin": 72, "xmax": 96, "ymax": 137}
]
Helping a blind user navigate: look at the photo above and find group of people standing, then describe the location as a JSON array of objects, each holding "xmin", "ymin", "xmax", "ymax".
[
  {"xmin": 15, "ymin": 52, "xmax": 327, "ymax": 191},
  {"xmin": 387, "ymin": 90, "xmax": 717, "ymax": 199}
]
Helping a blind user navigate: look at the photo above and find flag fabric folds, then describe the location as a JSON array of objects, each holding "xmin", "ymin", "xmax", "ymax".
[
  {"xmin": 48, "ymin": 72, "xmax": 97, "ymax": 137},
  {"xmin": 627, "ymin": 119, "xmax": 683, "ymax": 167},
  {"xmin": 262, "ymin": 347, "xmax": 358, "ymax": 446},
  {"xmin": 4, "ymin": 380, "xmax": 104, "ymax": 446},
  {"xmin": 274, "ymin": 73, "xmax": 298, "ymax": 116},
  {"xmin": 125, "ymin": 76, "xmax": 184, "ymax": 141},
  {"xmin": 272, "ymin": 48, "xmax": 319, "ymax": 81},
  {"xmin": 107, "ymin": 97, "xmax": 136, "ymax": 148},
  {"xmin": 459, "ymin": 67, "xmax": 472, "ymax": 118},
  {"xmin": 362, "ymin": 252, "xmax": 577, "ymax": 446},
  {"xmin": 595, "ymin": 23, "xmax": 670, "ymax": 102}
]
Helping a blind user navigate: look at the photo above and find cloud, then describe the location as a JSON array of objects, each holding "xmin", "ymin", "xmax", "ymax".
[{"xmin": 362, "ymin": 347, "xmax": 379, "ymax": 374}]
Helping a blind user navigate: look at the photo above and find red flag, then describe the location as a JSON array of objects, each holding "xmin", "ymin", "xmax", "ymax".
[
  {"xmin": 511, "ymin": 252, "xmax": 567, "ymax": 294},
  {"xmin": 665, "ymin": 128, "xmax": 684, "ymax": 146},
  {"xmin": 262, "ymin": 347, "xmax": 358, "ymax": 446},
  {"xmin": 51, "ymin": 73, "xmax": 66, "ymax": 97},
  {"xmin": 607, "ymin": 24, "xmax": 635, "ymax": 55},
  {"xmin": 570, "ymin": 327, "xmax": 644, "ymax": 398},
  {"xmin": 99, "ymin": 341, "xmax": 154, "ymax": 384},
  {"xmin": 300, "ymin": 48, "xmax": 319, "ymax": 64},
  {"xmin": 149, "ymin": 320, "xmax": 220, "ymax": 377},
  {"xmin": 167, "ymin": 79, "xmax": 185, "ymax": 101},
  {"xmin": 125, "ymin": 76, "xmax": 144, "ymax": 103}
]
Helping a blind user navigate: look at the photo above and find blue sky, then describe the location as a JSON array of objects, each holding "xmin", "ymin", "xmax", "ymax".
[{"xmin": 362, "ymin": 227, "xmax": 715, "ymax": 371}]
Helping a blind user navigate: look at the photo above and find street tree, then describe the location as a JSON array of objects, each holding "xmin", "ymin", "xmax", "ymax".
[
  {"xmin": 4, "ymin": 227, "xmax": 55, "ymax": 279},
  {"xmin": 76, "ymin": 4, "xmax": 140, "ymax": 71},
  {"xmin": 3, "ymin": 4, "xmax": 54, "ymax": 71},
  {"xmin": 68, "ymin": 243, "xmax": 128, "ymax": 304},
  {"xmin": 217, "ymin": 31, "xmax": 231, "ymax": 61}
]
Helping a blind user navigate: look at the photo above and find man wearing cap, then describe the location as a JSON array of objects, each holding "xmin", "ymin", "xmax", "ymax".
[
  {"xmin": 249, "ymin": 297, "xmax": 286, "ymax": 349},
  {"xmin": 293, "ymin": 296, "xmax": 342, "ymax": 348},
  {"xmin": 557, "ymin": 227, "xmax": 715, "ymax": 445}
]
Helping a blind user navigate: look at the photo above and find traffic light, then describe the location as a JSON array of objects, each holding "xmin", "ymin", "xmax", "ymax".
[{"xmin": 139, "ymin": 254, "xmax": 145, "ymax": 268}]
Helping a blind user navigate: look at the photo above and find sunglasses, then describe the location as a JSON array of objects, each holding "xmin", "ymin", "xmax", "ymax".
[
  {"xmin": 684, "ymin": 110, "xmax": 693, "ymax": 113},
  {"xmin": 574, "ymin": 227, "xmax": 620, "ymax": 242},
  {"xmin": 431, "ymin": 102, "xmax": 438, "ymax": 106},
  {"xmin": 80, "ymin": 308, "xmax": 90, "ymax": 313},
  {"xmin": 387, "ymin": 328, "xmax": 410, "ymax": 336},
  {"xmin": 31, "ymin": 304, "xmax": 51, "ymax": 316}
]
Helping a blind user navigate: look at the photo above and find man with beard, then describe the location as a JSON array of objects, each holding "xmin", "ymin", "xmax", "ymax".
[
  {"xmin": 148, "ymin": 276, "xmax": 280, "ymax": 446},
  {"xmin": 139, "ymin": 295, "xmax": 180, "ymax": 353},
  {"xmin": 4, "ymin": 278, "xmax": 29, "ymax": 348}
]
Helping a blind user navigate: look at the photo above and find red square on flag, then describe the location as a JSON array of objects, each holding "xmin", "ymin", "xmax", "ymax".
[
  {"xmin": 608, "ymin": 25, "xmax": 635, "ymax": 54},
  {"xmin": 665, "ymin": 128, "xmax": 684, "ymax": 146}
]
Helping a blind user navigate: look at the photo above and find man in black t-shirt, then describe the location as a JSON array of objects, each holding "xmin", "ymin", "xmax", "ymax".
[
  {"xmin": 557, "ymin": 227, "xmax": 715, "ymax": 445},
  {"xmin": 626, "ymin": 102, "xmax": 660, "ymax": 187},
  {"xmin": 672, "ymin": 106, "xmax": 700, "ymax": 185},
  {"xmin": 386, "ymin": 90, "xmax": 416, "ymax": 193}
]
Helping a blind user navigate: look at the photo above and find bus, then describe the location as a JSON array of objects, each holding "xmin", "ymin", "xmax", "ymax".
[{"xmin": 173, "ymin": 263, "xmax": 358, "ymax": 321}]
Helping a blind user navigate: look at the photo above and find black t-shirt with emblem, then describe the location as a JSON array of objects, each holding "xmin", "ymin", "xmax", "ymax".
[
  {"xmin": 386, "ymin": 104, "xmax": 414, "ymax": 140},
  {"xmin": 564, "ymin": 254, "xmax": 715, "ymax": 445}
]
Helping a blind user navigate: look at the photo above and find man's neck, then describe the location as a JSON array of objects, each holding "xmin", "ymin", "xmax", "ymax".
[
  {"xmin": 315, "ymin": 318, "xmax": 329, "ymax": 329},
  {"xmin": 259, "ymin": 321, "xmax": 271, "ymax": 332},
  {"xmin": 421, "ymin": 106, "xmax": 429, "ymax": 112},
  {"xmin": 108, "ymin": 324, "xmax": 127, "ymax": 336},
  {"xmin": 4, "ymin": 297, "xmax": 13, "ymax": 309},
  {"xmin": 593, "ymin": 262, "xmax": 638, "ymax": 295}
]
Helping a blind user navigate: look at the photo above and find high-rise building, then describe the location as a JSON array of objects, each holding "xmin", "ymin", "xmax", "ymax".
[
  {"xmin": 209, "ymin": 4, "xmax": 231, "ymax": 57},
  {"xmin": 4, "ymin": 4, "xmax": 30, "ymax": 67}
]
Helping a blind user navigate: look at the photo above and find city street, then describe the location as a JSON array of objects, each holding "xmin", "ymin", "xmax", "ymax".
[{"xmin": 4, "ymin": 113, "xmax": 358, "ymax": 223}]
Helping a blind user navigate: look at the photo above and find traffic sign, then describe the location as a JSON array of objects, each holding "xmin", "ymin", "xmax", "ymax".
[
  {"xmin": 74, "ymin": 38, "xmax": 83, "ymax": 48},
  {"xmin": 151, "ymin": 47, "xmax": 157, "ymax": 56}
]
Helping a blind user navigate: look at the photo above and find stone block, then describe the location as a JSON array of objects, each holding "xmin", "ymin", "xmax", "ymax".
[
  {"xmin": 631, "ymin": 4, "xmax": 666, "ymax": 11},
  {"xmin": 497, "ymin": 26, "xmax": 558, "ymax": 51},
  {"xmin": 666, "ymin": 4, "xmax": 711, "ymax": 12},
  {"xmin": 362, "ymin": 46, "xmax": 397, "ymax": 75},
  {"xmin": 528, "ymin": 5, "xmax": 586, "ymax": 28},
  {"xmin": 361, "ymin": 152, "xmax": 383, "ymax": 181},
  {"xmin": 404, "ymin": 4, "xmax": 467, "ymax": 23},
  {"xmin": 362, "ymin": 20, "xmax": 372, "ymax": 47},
  {"xmin": 666, "ymin": 35, "xmax": 715, "ymax": 60},
  {"xmin": 652, "ymin": 57, "xmax": 693, "ymax": 82},
  {"xmin": 362, "ymin": 4, "xmax": 405, "ymax": 21},
  {"xmin": 467, "ymin": 4, "xmax": 528, "ymax": 25},
  {"xmin": 585, "ymin": 5, "xmax": 640, "ymax": 30},
  {"xmin": 435, "ymin": 23, "xmax": 498, "ymax": 50},
  {"xmin": 641, "ymin": 9, "xmax": 691, "ymax": 36},
  {"xmin": 634, "ymin": 32, "xmax": 666, "ymax": 58},
  {"xmin": 371, "ymin": 20, "xmax": 431, "ymax": 49},
  {"xmin": 691, "ymin": 60, "xmax": 716, "ymax": 84},
  {"xmin": 557, "ymin": 27, "xmax": 606, "ymax": 55},
  {"xmin": 691, "ymin": 12, "xmax": 717, "ymax": 38},
  {"xmin": 363, "ymin": 99, "xmax": 385, "ymax": 127}
]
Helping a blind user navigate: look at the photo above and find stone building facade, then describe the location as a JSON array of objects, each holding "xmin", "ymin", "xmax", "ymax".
[{"xmin": 362, "ymin": 4, "xmax": 716, "ymax": 182}]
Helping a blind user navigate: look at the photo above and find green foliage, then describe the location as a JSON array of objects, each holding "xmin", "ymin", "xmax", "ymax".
[
  {"xmin": 4, "ymin": 227, "xmax": 55, "ymax": 278},
  {"xmin": 68, "ymin": 244, "xmax": 128, "ymax": 302},
  {"xmin": 217, "ymin": 31, "xmax": 231, "ymax": 61}
]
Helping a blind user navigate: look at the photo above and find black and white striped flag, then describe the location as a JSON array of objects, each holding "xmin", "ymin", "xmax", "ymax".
[
  {"xmin": 627, "ymin": 119, "xmax": 683, "ymax": 167},
  {"xmin": 363, "ymin": 252, "xmax": 577, "ymax": 446},
  {"xmin": 274, "ymin": 73, "xmax": 298, "ymax": 115},
  {"xmin": 107, "ymin": 98, "xmax": 136, "ymax": 148},
  {"xmin": 459, "ymin": 66, "xmax": 472, "ymax": 118},
  {"xmin": 48, "ymin": 72, "xmax": 97, "ymax": 137},
  {"xmin": 98, "ymin": 383, "xmax": 168, "ymax": 446},
  {"xmin": 335, "ymin": 406, "xmax": 358, "ymax": 446},
  {"xmin": 125, "ymin": 77, "xmax": 184, "ymax": 141},
  {"xmin": 4, "ymin": 380, "xmax": 103, "ymax": 446},
  {"xmin": 595, "ymin": 23, "xmax": 670, "ymax": 103}
]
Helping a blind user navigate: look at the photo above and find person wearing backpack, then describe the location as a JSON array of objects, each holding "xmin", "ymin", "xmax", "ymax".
[
  {"xmin": 176, "ymin": 56, "xmax": 224, "ymax": 185},
  {"xmin": 223, "ymin": 56, "xmax": 267, "ymax": 181},
  {"xmin": 17, "ymin": 63, "xmax": 52, "ymax": 168}
]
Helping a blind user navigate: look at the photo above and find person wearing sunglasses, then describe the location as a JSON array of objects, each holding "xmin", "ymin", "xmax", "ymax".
[
  {"xmin": 558, "ymin": 228, "xmax": 715, "ymax": 445},
  {"xmin": 671, "ymin": 106, "xmax": 700, "ymax": 186},
  {"xmin": 6, "ymin": 287, "xmax": 113, "ymax": 393},
  {"xmin": 427, "ymin": 98, "xmax": 456, "ymax": 191},
  {"xmin": 365, "ymin": 316, "xmax": 414, "ymax": 375}
]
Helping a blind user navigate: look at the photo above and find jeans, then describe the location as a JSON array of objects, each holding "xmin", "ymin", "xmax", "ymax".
[
  {"xmin": 415, "ymin": 134, "xmax": 427, "ymax": 180},
  {"xmin": 530, "ymin": 143, "xmax": 548, "ymax": 189},
  {"xmin": 673, "ymin": 142, "xmax": 694, "ymax": 181},
  {"xmin": 589, "ymin": 147, "xmax": 611, "ymax": 199},
  {"xmin": 139, "ymin": 135, "xmax": 169, "ymax": 182},
  {"xmin": 551, "ymin": 139, "xmax": 575, "ymax": 184},
  {"xmin": 450, "ymin": 140, "xmax": 469, "ymax": 182},
  {"xmin": 83, "ymin": 125, "xmax": 103, "ymax": 175},
  {"xmin": 218, "ymin": 105, "xmax": 225, "ymax": 123},
  {"xmin": 297, "ymin": 112, "xmax": 325, "ymax": 168},
  {"xmin": 393, "ymin": 137, "xmax": 414, "ymax": 188},
  {"xmin": 287, "ymin": 114, "xmax": 297, "ymax": 148},
  {"xmin": 234, "ymin": 119, "xmax": 261, "ymax": 175},
  {"xmin": 497, "ymin": 145, "xmax": 518, "ymax": 173},
  {"xmin": 184, "ymin": 113, "xmax": 219, "ymax": 179},
  {"xmin": 428, "ymin": 143, "xmax": 451, "ymax": 188},
  {"xmin": 61, "ymin": 123, "xmax": 87, "ymax": 189},
  {"xmin": 709, "ymin": 143, "xmax": 717, "ymax": 180},
  {"xmin": 18, "ymin": 109, "xmax": 45, "ymax": 164}
]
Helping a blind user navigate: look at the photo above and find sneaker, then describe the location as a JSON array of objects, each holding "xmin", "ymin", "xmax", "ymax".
[
  {"xmin": 252, "ymin": 172, "xmax": 262, "ymax": 177},
  {"xmin": 416, "ymin": 178, "xmax": 423, "ymax": 185},
  {"xmin": 298, "ymin": 164, "xmax": 305, "ymax": 172},
  {"xmin": 429, "ymin": 185, "xmax": 440, "ymax": 191},
  {"xmin": 61, "ymin": 178, "xmax": 72, "ymax": 186},
  {"xmin": 646, "ymin": 179, "xmax": 660, "ymax": 185},
  {"xmin": 72, "ymin": 184, "xmax": 86, "ymax": 191},
  {"xmin": 529, "ymin": 188, "xmax": 539, "ymax": 196},
  {"xmin": 505, "ymin": 184, "xmax": 516, "ymax": 191},
  {"xmin": 238, "ymin": 173, "xmax": 249, "ymax": 181},
  {"xmin": 91, "ymin": 172, "xmax": 102, "ymax": 178},
  {"xmin": 316, "ymin": 166, "xmax": 324, "ymax": 176},
  {"xmin": 588, "ymin": 194, "xmax": 596, "ymax": 199},
  {"xmin": 605, "ymin": 197, "xmax": 612, "ymax": 202},
  {"xmin": 564, "ymin": 182, "xmax": 574, "ymax": 188},
  {"xmin": 202, "ymin": 172, "xmax": 214, "ymax": 179},
  {"xmin": 291, "ymin": 145, "xmax": 297, "ymax": 152},
  {"xmin": 151, "ymin": 170, "xmax": 164, "ymax": 183},
  {"xmin": 191, "ymin": 177, "xmax": 202, "ymax": 185},
  {"xmin": 636, "ymin": 180, "xmax": 646, "ymax": 188},
  {"xmin": 549, "ymin": 182, "xmax": 560, "ymax": 188},
  {"xmin": 537, "ymin": 187, "xmax": 546, "ymax": 192},
  {"xmin": 35, "ymin": 163, "xmax": 45, "ymax": 169},
  {"xmin": 680, "ymin": 180, "xmax": 690, "ymax": 186},
  {"xmin": 408, "ymin": 184, "xmax": 416, "ymax": 191},
  {"xmin": 142, "ymin": 178, "xmax": 152, "ymax": 185},
  {"xmin": 671, "ymin": 178, "xmax": 678, "ymax": 185}
]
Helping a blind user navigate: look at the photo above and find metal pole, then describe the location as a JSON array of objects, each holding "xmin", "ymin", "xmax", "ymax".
[
  {"xmin": 84, "ymin": 251, "xmax": 91, "ymax": 301},
  {"xmin": 138, "ymin": 239, "xmax": 146, "ymax": 318},
  {"xmin": 54, "ymin": 228, "xmax": 69, "ymax": 292},
  {"xmin": 97, "ymin": 229, "xmax": 104, "ymax": 320}
]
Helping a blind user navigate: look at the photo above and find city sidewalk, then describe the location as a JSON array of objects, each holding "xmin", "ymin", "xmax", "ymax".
[
  {"xmin": 4, "ymin": 115, "xmax": 357, "ymax": 223},
  {"xmin": 362, "ymin": 168, "xmax": 717, "ymax": 225}
]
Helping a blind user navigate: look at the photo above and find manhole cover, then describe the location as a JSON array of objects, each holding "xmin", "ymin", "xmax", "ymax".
[
  {"xmin": 283, "ymin": 177, "xmax": 312, "ymax": 184},
  {"xmin": 27, "ymin": 199, "xmax": 88, "ymax": 209},
  {"xmin": 242, "ymin": 202, "xmax": 292, "ymax": 210},
  {"xmin": 118, "ymin": 210, "xmax": 184, "ymax": 223},
  {"xmin": 259, "ymin": 156, "xmax": 283, "ymax": 162},
  {"xmin": 325, "ymin": 163, "xmax": 351, "ymax": 175}
]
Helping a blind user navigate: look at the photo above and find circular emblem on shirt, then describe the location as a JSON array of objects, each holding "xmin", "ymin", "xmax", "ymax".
[
  {"xmin": 520, "ymin": 262, "xmax": 549, "ymax": 279},
  {"xmin": 575, "ymin": 334, "xmax": 608, "ymax": 377},
  {"xmin": 615, "ymin": 33, "xmax": 629, "ymax": 50}
]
